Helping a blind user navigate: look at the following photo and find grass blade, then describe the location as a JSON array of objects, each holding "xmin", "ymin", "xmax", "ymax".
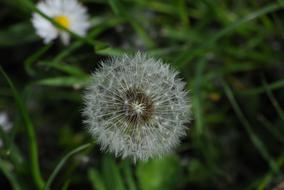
[
  {"xmin": 241, "ymin": 78, "xmax": 284, "ymax": 95},
  {"xmin": 107, "ymin": 0, "xmax": 155, "ymax": 48},
  {"xmin": 223, "ymin": 81, "xmax": 278, "ymax": 173},
  {"xmin": 192, "ymin": 59, "xmax": 206, "ymax": 136},
  {"xmin": 257, "ymin": 115, "xmax": 284, "ymax": 145},
  {"xmin": 102, "ymin": 155, "xmax": 126, "ymax": 190},
  {"xmin": 122, "ymin": 161, "xmax": 136, "ymax": 190},
  {"xmin": 0, "ymin": 66, "xmax": 45, "ymax": 189},
  {"xmin": 36, "ymin": 76, "xmax": 90, "ymax": 87},
  {"xmin": 44, "ymin": 143, "xmax": 91, "ymax": 190},
  {"xmin": 0, "ymin": 159, "xmax": 22, "ymax": 190},
  {"xmin": 24, "ymin": 43, "xmax": 53, "ymax": 76},
  {"xmin": 262, "ymin": 78, "xmax": 284, "ymax": 122},
  {"xmin": 88, "ymin": 168, "xmax": 107, "ymax": 190},
  {"xmin": 175, "ymin": 2, "xmax": 284, "ymax": 68}
]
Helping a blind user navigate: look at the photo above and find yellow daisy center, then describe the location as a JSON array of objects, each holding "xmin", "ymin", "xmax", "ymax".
[{"xmin": 53, "ymin": 15, "xmax": 70, "ymax": 28}]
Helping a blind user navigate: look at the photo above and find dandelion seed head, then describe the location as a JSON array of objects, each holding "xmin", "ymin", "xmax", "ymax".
[{"xmin": 83, "ymin": 52, "xmax": 191, "ymax": 162}]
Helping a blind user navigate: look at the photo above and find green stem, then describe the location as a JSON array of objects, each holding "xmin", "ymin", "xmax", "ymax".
[
  {"xmin": 0, "ymin": 66, "xmax": 45, "ymax": 189},
  {"xmin": 44, "ymin": 143, "xmax": 92, "ymax": 190}
]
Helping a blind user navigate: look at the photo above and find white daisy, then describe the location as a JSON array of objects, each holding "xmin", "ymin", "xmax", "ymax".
[{"xmin": 32, "ymin": 0, "xmax": 91, "ymax": 45}]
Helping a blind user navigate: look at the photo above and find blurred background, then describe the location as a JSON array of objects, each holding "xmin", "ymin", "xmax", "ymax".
[{"xmin": 0, "ymin": 0, "xmax": 284, "ymax": 189}]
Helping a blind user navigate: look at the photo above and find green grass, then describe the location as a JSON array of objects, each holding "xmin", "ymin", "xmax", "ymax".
[{"xmin": 0, "ymin": 0, "xmax": 284, "ymax": 189}]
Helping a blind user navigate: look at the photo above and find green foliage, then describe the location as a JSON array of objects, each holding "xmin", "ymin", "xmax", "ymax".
[
  {"xmin": 0, "ymin": 0, "xmax": 284, "ymax": 189},
  {"xmin": 0, "ymin": 22, "xmax": 37, "ymax": 46},
  {"xmin": 136, "ymin": 156, "xmax": 182, "ymax": 190}
]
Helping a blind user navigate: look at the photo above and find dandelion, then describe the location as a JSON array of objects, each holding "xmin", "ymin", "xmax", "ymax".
[
  {"xmin": 31, "ymin": 0, "xmax": 90, "ymax": 45},
  {"xmin": 83, "ymin": 52, "xmax": 191, "ymax": 161}
]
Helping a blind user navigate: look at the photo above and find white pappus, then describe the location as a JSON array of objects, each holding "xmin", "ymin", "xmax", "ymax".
[{"xmin": 83, "ymin": 52, "xmax": 191, "ymax": 162}]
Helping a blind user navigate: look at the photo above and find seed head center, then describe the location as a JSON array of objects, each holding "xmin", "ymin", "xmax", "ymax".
[
  {"xmin": 121, "ymin": 88, "xmax": 155, "ymax": 124},
  {"xmin": 131, "ymin": 102, "xmax": 145, "ymax": 114}
]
